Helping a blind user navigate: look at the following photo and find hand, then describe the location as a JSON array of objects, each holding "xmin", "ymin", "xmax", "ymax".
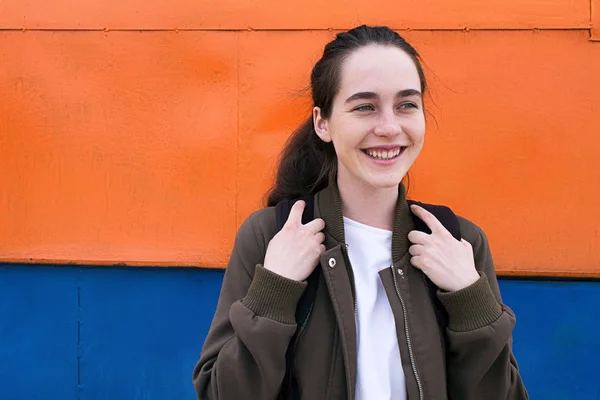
[
  {"xmin": 263, "ymin": 200, "xmax": 326, "ymax": 282},
  {"xmin": 408, "ymin": 205, "xmax": 479, "ymax": 292}
]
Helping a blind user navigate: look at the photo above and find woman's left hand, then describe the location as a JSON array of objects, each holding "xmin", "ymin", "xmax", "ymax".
[{"xmin": 408, "ymin": 204, "xmax": 480, "ymax": 292}]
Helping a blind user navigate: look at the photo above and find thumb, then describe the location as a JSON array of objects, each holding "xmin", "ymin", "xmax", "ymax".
[{"xmin": 285, "ymin": 200, "xmax": 305, "ymax": 227}]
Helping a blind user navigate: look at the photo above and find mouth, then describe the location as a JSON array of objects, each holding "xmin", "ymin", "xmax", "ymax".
[{"xmin": 361, "ymin": 146, "xmax": 406, "ymax": 161}]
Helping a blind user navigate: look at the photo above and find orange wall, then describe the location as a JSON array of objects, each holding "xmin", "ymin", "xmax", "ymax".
[
  {"xmin": 594, "ymin": 0, "xmax": 600, "ymax": 40},
  {"xmin": 1, "ymin": 1, "xmax": 600, "ymax": 276}
]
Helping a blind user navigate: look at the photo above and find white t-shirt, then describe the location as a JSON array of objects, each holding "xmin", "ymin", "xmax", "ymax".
[{"xmin": 343, "ymin": 216, "xmax": 407, "ymax": 400}]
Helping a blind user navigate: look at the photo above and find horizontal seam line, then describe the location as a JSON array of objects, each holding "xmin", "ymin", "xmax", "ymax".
[{"xmin": 0, "ymin": 27, "xmax": 594, "ymax": 32}]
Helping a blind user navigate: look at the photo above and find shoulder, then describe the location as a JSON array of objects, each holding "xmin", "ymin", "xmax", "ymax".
[
  {"xmin": 234, "ymin": 207, "xmax": 278, "ymax": 254},
  {"xmin": 456, "ymin": 214, "xmax": 491, "ymax": 255},
  {"xmin": 455, "ymin": 214, "xmax": 500, "ymax": 281}
]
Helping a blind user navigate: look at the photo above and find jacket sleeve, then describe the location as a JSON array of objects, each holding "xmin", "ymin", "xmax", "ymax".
[
  {"xmin": 437, "ymin": 224, "xmax": 529, "ymax": 400},
  {"xmin": 192, "ymin": 211, "xmax": 307, "ymax": 400}
]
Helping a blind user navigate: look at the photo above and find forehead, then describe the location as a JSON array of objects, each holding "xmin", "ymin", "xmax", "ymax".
[{"xmin": 338, "ymin": 45, "xmax": 421, "ymax": 96}]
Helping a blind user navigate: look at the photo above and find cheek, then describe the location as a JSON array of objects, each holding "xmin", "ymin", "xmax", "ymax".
[
  {"xmin": 407, "ymin": 114, "xmax": 426, "ymax": 144},
  {"xmin": 330, "ymin": 121, "xmax": 364, "ymax": 156},
  {"xmin": 412, "ymin": 130, "xmax": 425, "ymax": 146},
  {"xmin": 332, "ymin": 139, "xmax": 358, "ymax": 165}
]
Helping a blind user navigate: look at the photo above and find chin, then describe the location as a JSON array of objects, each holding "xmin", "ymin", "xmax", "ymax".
[{"xmin": 366, "ymin": 176, "xmax": 405, "ymax": 189}]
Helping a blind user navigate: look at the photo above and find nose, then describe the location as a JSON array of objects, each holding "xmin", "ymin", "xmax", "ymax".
[{"xmin": 373, "ymin": 110, "xmax": 402, "ymax": 138}]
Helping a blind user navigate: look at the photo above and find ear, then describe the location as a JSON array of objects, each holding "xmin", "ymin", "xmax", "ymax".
[{"xmin": 313, "ymin": 107, "xmax": 332, "ymax": 143}]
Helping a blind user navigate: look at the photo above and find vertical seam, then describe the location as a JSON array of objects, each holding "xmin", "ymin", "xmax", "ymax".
[
  {"xmin": 77, "ymin": 277, "xmax": 82, "ymax": 400},
  {"xmin": 235, "ymin": 32, "xmax": 241, "ymax": 228}
]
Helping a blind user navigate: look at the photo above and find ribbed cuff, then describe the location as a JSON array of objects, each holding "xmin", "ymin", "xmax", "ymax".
[
  {"xmin": 241, "ymin": 265, "xmax": 308, "ymax": 325},
  {"xmin": 437, "ymin": 273, "xmax": 503, "ymax": 332}
]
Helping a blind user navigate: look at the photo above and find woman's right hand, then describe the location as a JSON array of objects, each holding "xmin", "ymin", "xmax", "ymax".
[{"xmin": 263, "ymin": 200, "xmax": 326, "ymax": 282}]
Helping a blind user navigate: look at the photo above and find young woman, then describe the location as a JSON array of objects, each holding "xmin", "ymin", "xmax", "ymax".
[{"xmin": 193, "ymin": 25, "xmax": 528, "ymax": 400}]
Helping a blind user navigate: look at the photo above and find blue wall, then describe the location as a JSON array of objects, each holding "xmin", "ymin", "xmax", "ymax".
[{"xmin": 0, "ymin": 264, "xmax": 598, "ymax": 399}]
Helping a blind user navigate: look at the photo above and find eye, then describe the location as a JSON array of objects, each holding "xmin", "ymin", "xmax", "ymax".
[
  {"xmin": 398, "ymin": 102, "xmax": 418, "ymax": 110},
  {"xmin": 353, "ymin": 104, "xmax": 375, "ymax": 112}
]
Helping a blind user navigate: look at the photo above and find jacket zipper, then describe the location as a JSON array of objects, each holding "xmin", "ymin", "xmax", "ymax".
[
  {"xmin": 391, "ymin": 265, "xmax": 424, "ymax": 400},
  {"xmin": 341, "ymin": 243, "xmax": 358, "ymax": 399},
  {"xmin": 344, "ymin": 244, "xmax": 358, "ymax": 321}
]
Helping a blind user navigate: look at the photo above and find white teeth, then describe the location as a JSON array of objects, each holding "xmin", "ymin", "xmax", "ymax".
[{"xmin": 366, "ymin": 148, "xmax": 402, "ymax": 160}]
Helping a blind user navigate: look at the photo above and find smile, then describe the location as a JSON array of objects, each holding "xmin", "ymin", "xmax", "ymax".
[{"xmin": 362, "ymin": 147, "xmax": 405, "ymax": 160}]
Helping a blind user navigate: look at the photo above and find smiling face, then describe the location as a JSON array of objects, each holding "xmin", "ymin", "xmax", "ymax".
[{"xmin": 313, "ymin": 44, "xmax": 426, "ymax": 193}]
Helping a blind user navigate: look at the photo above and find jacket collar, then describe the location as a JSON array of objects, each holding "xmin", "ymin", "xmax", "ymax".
[{"xmin": 316, "ymin": 178, "xmax": 415, "ymax": 263}]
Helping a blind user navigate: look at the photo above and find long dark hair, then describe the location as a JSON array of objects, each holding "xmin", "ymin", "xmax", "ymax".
[{"xmin": 265, "ymin": 25, "xmax": 427, "ymax": 207}]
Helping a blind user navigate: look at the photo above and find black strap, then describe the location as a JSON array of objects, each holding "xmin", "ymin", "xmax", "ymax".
[
  {"xmin": 407, "ymin": 200, "xmax": 462, "ymax": 334},
  {"xmin": 276, "ymin": 196, "xmax": 316, "ymax": 228},
  {"xmin": 407, "ymin": 200, "xmax": 461, "ymax": 241},
  {"xmin": 276, "ymin": 195, "xmax": 318, "ymax": 400},
  {"xmin": 275, "ymin": 196, "xmax": 320, "ymax": 331}
]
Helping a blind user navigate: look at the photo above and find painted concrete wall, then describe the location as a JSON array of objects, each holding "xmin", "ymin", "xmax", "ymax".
[
  {"xmin": 1, "ymin": 265, "xmax": 599, "ymax": 399},
  {"xmin": 2, "ymin": 2, "xmax": 600, "ymax": 399},
  {"xmin": 2, "ymin": 1, "xmax": 600, "ymax": 276}
]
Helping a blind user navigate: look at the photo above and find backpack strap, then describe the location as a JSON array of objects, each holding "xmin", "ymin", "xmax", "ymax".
[
  {"xmin": 276, "ymin": 196, "xmax": 316, "ymax": 229},
  {"xmin": 406, "ymin": 200, "xmax": 461, "ymax": 241},
  {"xmin": 407, "ymin": 200, "xmax": 462, "ymax": 333},
  {"xmin": 275, "ymin": 195, "xmax": 320, "ymax": 332},
  {"xmin": 275, "ymin": 195, "xmax": 318, "ymax": 400}
]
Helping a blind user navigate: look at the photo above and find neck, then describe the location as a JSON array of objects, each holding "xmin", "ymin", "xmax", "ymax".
[
  {"xmin": 318, "ymin": 174, "xmax": 414, "ymax": 262},
  {"xmin": 337, "ymin": 175, "xmax": 399, "ymax": 231}
]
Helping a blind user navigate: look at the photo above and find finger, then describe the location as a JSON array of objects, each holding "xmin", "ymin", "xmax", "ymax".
[
  {"xmin": 319, "ymin": 244, "xmax": 326, "ymax": 253},
  {"xmin": 410, "ymin": 255, "xmax": 424, "ymax": 270},
  {"xmin": 305, "ymin": 218, "xmax": 325, "ymax": 233},
  {"xmin": 408, "ymin": 244, "xmax": 423, "ymax": 256},
  {"xmin": 314, "ymin": 232, "xmax": 326, "ymax": 244},
  {"xmin": 410, "ymin": 205, "xmax": 448, "ymax": 236},
  {"xmin": 408, "ymin": 230, "xmax": 430, "ymax": 245},
  {"xmin": 285, "ymin": 200, "xmax": 306, "ymax": 227}
]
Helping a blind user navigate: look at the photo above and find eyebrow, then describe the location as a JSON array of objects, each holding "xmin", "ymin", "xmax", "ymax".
[{"xmin": 344, "ymin": 89, "xmax": 422, "ymax": 104}]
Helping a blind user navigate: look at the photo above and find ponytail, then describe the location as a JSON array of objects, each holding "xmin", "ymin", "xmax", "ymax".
[{"xmin": 264, "ymin": 117, "xmax": 337, "ymax": 207}]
